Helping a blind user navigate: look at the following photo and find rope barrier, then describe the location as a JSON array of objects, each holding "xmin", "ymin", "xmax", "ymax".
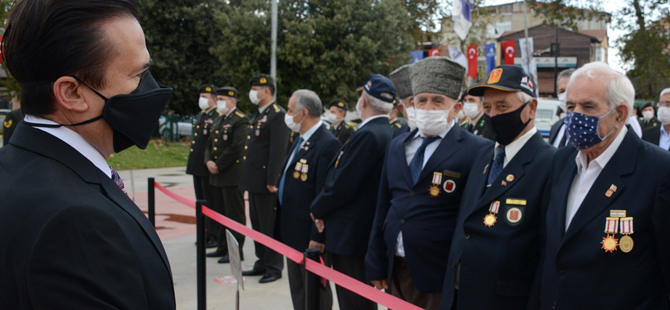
[{"xmin": 153, "ymin": 181, "xmax": 424, "ymax": 310}]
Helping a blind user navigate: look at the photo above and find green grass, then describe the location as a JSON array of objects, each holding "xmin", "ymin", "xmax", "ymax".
[{"xmin": 107, "ymin": 139, "xmax": 190, "ymax": 170}]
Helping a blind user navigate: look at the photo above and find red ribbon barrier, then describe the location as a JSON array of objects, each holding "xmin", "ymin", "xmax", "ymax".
[{"xmin": 153, "ymin": 181, "xmax": 424, "ymax": 310}]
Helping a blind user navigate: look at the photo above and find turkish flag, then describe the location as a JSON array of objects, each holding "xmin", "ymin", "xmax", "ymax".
[
  {"xmin": 428, "ymin": 49, "xmax": 440, "ymax": 57},
  {"xmin": 467, "ymin": 45, "xmax": 478, "ymax": 79},
  {"xmin": 502, "ymin": 40, "xmax": 515, "ymax": 65}
]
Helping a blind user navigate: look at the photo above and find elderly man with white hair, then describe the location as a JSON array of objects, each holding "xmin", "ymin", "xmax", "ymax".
[
  {"xmin": 642, "ymin": 88, "xmax": 670, "ymax": 149},
  {"xmin": 538, "ymin": 62, "xmax": 670, "ymax": 309}
]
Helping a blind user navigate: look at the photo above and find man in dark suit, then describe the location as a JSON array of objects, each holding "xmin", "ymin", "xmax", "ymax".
[
  {"xmin": 642, "ymin": 91, "xmax": 670, "ymax": 150},
  {"xmin": 275, "ymin": 89, "xmax": 340, "ymax": 310},
  {"xmin": 310, "ymin": 74, "xmax": 395, "ymax": 310},
  {"xmin": 327, "ymin": 99, "xmax": 355, "ymax": 145},
  {"xmin": 441, "ymin": 65, "xmax": 556, "ymax": 310},
  {"xmin": 239, "ymin": 74, "xmax": 290, "ymax": 283},
  {"xmin": 204, "ymin": 87, "xmax": 249, "ymax": 263},
  {"xmin": 187, "ymin": 84, "xmax": 221, "ymax": 247},
  {"xmin": 0, "ymin": 1, "xmax": 176, "ymax": 308},
  {"xmin": 549, "ymin": 68, "xmax": 576, "ymax": 148},
  {"xmin": 366, "ymin": 57, "xmax": 492, "ymax": 310},
  {"xmin": 540, "ymin": 62, "xmax": 670, "ymax": 309},
  {"xmin": 3, "ymin": 106, "xmax": 21, "ymax": 146}
]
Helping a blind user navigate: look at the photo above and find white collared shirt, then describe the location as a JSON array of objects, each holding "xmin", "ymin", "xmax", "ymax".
[
  {"xmin": 23, "ymin": 115, "xmax": 112, "ymax": 178},
  {"xmin": 552, "ymin": 124, "xmax": 567, "ymax": 148},
  {"xmin": 396, "ymin": 121, "xmax": 454, "ymax": 257},
  {"xmin": 283, "ymin": 120, "xmax": 323, "ymax": 175},
  {"xmin": 258, "ymin": 102, "xmax": 273, "ymax": 114},
  {"xmin": 494, "ymin": 127, "xmax": 538, "ymax": 168},
  {"xmin": 358, "ymin": 114, "xmax": 389, "ymax": 129},
  {"xmin": 659, "ymin": 126, "xmax": 670, "ymax": 150},
  {"xmin": 565, "ymin": 127, "xmax": 628, "ymax": 231}
]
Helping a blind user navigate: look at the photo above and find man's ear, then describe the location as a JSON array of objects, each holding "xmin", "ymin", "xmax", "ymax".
[
  {"xmin": 53, "ymin": 76, "xmax": 89, "ymax": 113},
  {"xmin": 616, "ymin": 103, "xmax": 629, "ymax": 123},
  {"xmin": 528, "ymin": 98, "xmax": 538, "ymax": 120}
]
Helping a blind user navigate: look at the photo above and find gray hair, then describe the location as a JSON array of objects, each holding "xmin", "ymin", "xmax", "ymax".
[
  {"xmin": 363, "ymin": 91, "xmax": 393, "ymax": 114},
  {"xmin": 557, "ymin": 68, "xmax": 576, "ymax": 84},
  {"xmin": 481, "ymin": 91, "xmax": 533, "ymax": 106},
  {"xmin": 567, "ymin": 62, "xmax": 634, "ymax": 111},
  {"xmin": 659, "ymin": 88, "xmax": 670, "ymax": 101},
  {"xmin": 292, "ymin": 89, "xmax": 323, "ymax": 117}
]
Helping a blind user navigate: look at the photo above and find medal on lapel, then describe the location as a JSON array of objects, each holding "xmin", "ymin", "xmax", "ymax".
[
  {"xmin": 601, "ymin": 217, "xmax": 619, "ymax": 253},
  {"xmin": 301, "ymin": 164, "xmax": 309, "ymax": 182},
  {"xmin": 619, "ymin": 217, "xmax": 634, "ymax": 253},
  {"xmin": 484, "ymin": 201, "xmax": 500, "ymax": 227},
  {"xmin": 430, "ymin": 172, "xmax": 442, "ymax": 198},
  {"xmin": 293, "ymin": 159, "xmax": 305, "ymax": 179}
]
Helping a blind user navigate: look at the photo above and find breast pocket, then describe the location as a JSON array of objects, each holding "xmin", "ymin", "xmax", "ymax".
[{"xmin": 502, "ymin": 198, "xmax": 527, "ymax": 228}]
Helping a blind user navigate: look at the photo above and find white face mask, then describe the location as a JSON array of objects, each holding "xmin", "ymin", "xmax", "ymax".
[
  {"xmin": 415, "ymin": 106, "xmax": 454, "ymax": 137},
  {"xmin": 457, "ymin": 110, "xmax": 465, "ymax": 121},
  {"xmin": 327, "ymin": 111, "xmax": 339, "ymax": 123},
  {"xmin": 405, "ymin": 106, "xmax": 416, "ymax": 130},
  {"xmin": 463, "ymin": 103, "xmax": 480, "ymax": 119},
  {"xmin": 198, "ymin": 97, "xmax": 210, "ymax": 110},
  {"xmin": 284, "ymin": 110, "xmax": 303, "ymax": 132},
  {"xmin": 249, "ymin": 90, "xmax": 262, "ymax": 105},
  {"xmin": 658, "ymin": 107, "xmax": 670, "ymax": 125},
  {"xmin": 557, "ymin": 93, "xmax": 567, "ymax": 112},
  {"xmin": 217, "ymin": 100, "xmax": 228, "ymax": 114},
  {"xmin": 642, "ymin": 110, "xmax": 654, "ymax": 120}
]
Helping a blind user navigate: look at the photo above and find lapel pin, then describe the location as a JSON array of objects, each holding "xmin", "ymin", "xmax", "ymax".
[
  {"xmin": 606, "ymin": 189, "xmax": 613, "ymax": 197},
  {"xmin": 506, "ymin": 174, "xmax": 514, "ymax": 182},
  {"xmin": 483, "ymin": 164, "xmax": 489, "ymax": 175},
  {"xmin": 610, "ymin": 184, "xmax": 617, "ymax": 192},
  {"xmin": 501, "ymin": 180, "xmax": 507, "ymax": 186}
]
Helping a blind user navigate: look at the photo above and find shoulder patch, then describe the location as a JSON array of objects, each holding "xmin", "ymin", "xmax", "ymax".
[
  {"xmin": 343, "ymin": 123, "xmax": 350, "ymax": 128},
  {"xmin": 273, "ymin": 104, "xmax": 280, "ymax": 113},
  {"xmin": 394, "ymin": 123, "xmax": 402, "ymax": 128},
  {"xmin": 235, "ymin": 111, "xmax": 245, "ymax": 118}
]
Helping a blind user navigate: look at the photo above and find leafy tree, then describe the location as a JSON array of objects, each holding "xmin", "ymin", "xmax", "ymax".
[
  {"xmin": 211, "ymin": 0, "xmax": 414, "ymax": 114},
  {"xmin": 139, "ymin": 0, "xmax": 228, "ymax": 115}
]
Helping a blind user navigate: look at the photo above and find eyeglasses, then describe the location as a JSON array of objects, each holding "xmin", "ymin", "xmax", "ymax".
[{"xmin": 658, "ymin": 101, "xmax": 670, "ymax": 108}]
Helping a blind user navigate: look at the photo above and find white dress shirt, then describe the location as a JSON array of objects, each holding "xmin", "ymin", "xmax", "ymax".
[
  {"xmin": 495, "ymin": 127, "xmax": 538, "ymax": 168},
  {"xmin": 358, "ymin": 114, "xmax": 389, "ymax": 129},
  {"xmin": 659, "ymin": 126, "xmax": 670, "ymax": 151},
  {"xmin": 283, "ymin": 120, "xmax": 322, "ymax": 175},
  {"xmin": 628, "ymin": 115, "xmax": 642, "ymax": 138},
  {"xmin": 565, "ymin": 127, "xmax": 628, "ymax": 231},
  {"xmin": 396, "ymin": 121, "xmax": 455, "ymax": 257},
  {"xmin": 552, "ymin": 124, "xmax": 567, "ymax": 148},
  {"xmin": 23, "ymin": 115, "xmax": 112, "ymax": 178}
]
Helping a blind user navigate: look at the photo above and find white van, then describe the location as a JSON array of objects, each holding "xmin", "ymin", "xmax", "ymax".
[{"xmin": 536, "ymin": 99, "xmax": 561, "ymax": 138}]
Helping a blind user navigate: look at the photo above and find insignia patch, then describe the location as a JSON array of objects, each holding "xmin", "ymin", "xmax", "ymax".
[
  {"xmin": 338, "ymin": 102, "xmax": 344, "ymax": 107},
  {"xmin": 273, "ymin": 104, "xmax": 280, "ymax": 113},
  {"xmin": 488, "ymin": 68, "xmax": 503, "ymax": 84},
  {"xmin": 4, "ymin": 120, "xmax": 11, "ymax": 128},
  {"xmin": 229, "ymin": 91, "xmax": 234, "ymax": 96},
  {"xmin": 260, "ymin": 77, "xmax": 267, "ymax": 84},
  {"xmin": 443, "ymin": 179, "xmax": 456, "ymax": 193},
  {"xmin": 479, "ymin": 120, "xmax": 485, "ymax": 128},
  {"xmin": 506, "ymin": 207, "xmax": 522, "ymax": 224},
  {"xmin": 206, "ymin": 87, "xmax": 212, "ymax": 92}
]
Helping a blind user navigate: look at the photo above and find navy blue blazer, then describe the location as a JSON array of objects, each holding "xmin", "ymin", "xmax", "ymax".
[
  {"xmin": 366, "ymin": 126, "xmax": 492, "ymax": 294},
  {"xmin": 274, "ymin": 124, "xmax": 341, "ymax": 251},
  {"xmin": 310, "ymin": 117, "xmax": 393, "ymax": 257},
  {"xmin": 539, "ymin": 129, "xmax": 670, "ymax": 309},
  {"xmin": 441, "ymin": 131, "xmax": 555, "ymax": 310}
]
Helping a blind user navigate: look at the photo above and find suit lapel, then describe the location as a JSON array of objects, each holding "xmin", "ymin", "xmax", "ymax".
[
  {"xmin": 416, "ymin": 126, "xmax": 464, "ymax": 185},
  {"xmin": 461, "ymin": 148, "xmax": 493, "ymax": 218},
  {"xmin": 288, "ymin": 124, "xmax": 327, "ymax": 169},
  {"xmin": 554, "ymin": 149, "xmax": 578, "ymax": 240},
  {"xmin": 562, "ymin": 131, "xmax": 638, "ymax": 244},
  {"xmin": 400, "ymin": 129, "xmax": 419, "ymax": 187}
]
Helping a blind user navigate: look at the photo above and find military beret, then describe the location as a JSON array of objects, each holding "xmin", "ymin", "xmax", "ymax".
[
  {"xmin": 249, "ymin": 74, "xmax": 275, "ymax": 87},
  {"xmin": 390, "ymin": 64, "xmax": 413, "ymax": 99},
  {"xmin": 410, "ymin": 57, "xmax": 465, "ymax": 100},
  {"xmin": 198, "ymin": 84, "xmax": 217, "ymax": 94},
  {"xmin": 216, "ymin": 86, "xmax": 238, "ymax": 99},
  {"xmin": 329, "ymin": 99, "xmax": 348, "ymax": 111},
  {"xmin": 641, "ymin": 102, "xmax": 654, "ymax": 110}
]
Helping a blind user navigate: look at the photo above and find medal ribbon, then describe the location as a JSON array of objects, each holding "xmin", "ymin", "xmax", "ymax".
[
  {"xmin": 432, "ymin": 172, "xmax": 442, "ymax": 185},
  {"xmin": 301, "ymin": 164, "xmax": 309, "ymax": 174},
  {"xmin": 604, "ymin": 217, "xmax": 619, "ymax": 234},
  {"xmin": 295, "ymin": 162, "xmax": 303, "ymax": 172},
  {"xmin": 620, "ymin": 217, "xmax": 634, "ymax": 234},
  {"xmin": 489, "ymin": 201, "xmax": 500, "ymax": 214}
]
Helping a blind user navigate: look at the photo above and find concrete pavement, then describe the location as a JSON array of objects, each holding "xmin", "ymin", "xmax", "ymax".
[{"xmin": 120, "ymin": 167, "xmax": 357, "ymax": 310}]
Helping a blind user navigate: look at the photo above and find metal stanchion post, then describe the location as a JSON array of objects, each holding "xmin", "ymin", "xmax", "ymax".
[
  {"xmin": 148, "ymin": 178, "xmax": 155, "ymax": 227},
  {"xmin": 304, "ymin": 248, "xmax": 322, "ymax": 310},
  {"xmin": 196, "ymin": 200, "xmax": 207, "ymax": 310}
]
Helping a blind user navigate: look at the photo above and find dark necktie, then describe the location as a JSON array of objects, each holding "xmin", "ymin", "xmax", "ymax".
[
  {"xmin": 110, "ymin": 166, "xmax": 127, "ymax": 195},
  {"xmin": 409, "ymin": 136, "xmax": 439, "ymax": 185},
  {"xmin": 278, "ymin": 136, "xmax": 303, "ymax": 204},
  {"xmin": 558, "ymin": 131, "xmax": 568, "ymax": 149},
  {"xmin": 487, "ymin": 147, "xmax": 506, "ymax": 186}
]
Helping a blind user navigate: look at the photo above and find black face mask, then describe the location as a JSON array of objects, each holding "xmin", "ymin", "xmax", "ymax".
[
  {"xmin": 26, "ymin": 70, "xmax": 173, "ymax": 153},
  {"xmin": 490, "ymin": 100, "xmax": 530, "ymax": 145}
]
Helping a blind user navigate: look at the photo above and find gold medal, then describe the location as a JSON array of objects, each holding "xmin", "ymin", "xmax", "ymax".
[
  {"xmin": 293, "ymin": 171, "xmax": 301, "ymax": 179},
  {"xmin": 301, "ymin": 173, "xmax": 308, "ymax": 181},
  {"xmin": 483, "ymin": 213, "xmax": 497, "ymax": 227},
  {"xmin": 601, "ymin": 235, "xmax": 619, "ymax": 253},
  {"xmin": 293, "ymin": 161, "xmax": 303, "ymax": 179},
  {"xmin": 300, "ymin": 164, "xmax": 309, "ymax": 182},
  {"xmin": 620, "ymin": 235, "xmax": 634, "ymax": 253},
  {"xmin": 429, "ymin": 185, "xmax": 440, "ymax": 198}
]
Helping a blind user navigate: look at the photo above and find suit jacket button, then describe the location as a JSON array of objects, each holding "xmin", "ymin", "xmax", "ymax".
[
  {"xmin": 400, "ymin": 219, "xmax": 405, "ymax": 224},
  {"xmin": 243, "ymin": 156, "xmax": 247, "ymax": 160},
  {"xmin": 464, "ymin": 233, "xmax": 470, "ymax": 240},
  {"xmin": 558, "ymin": 266, "xmax": 565, "ymax": 274},
  {"xmin": 552, "ymin": 302, "xmax": 557, "ymax": 309},
  {"xmin": 410, "ymin": 191, "xmax": 415, "ymax": 196},
  {"xmin": 236, "ymin": 160, "xmax": 239, "ymax": 163}
]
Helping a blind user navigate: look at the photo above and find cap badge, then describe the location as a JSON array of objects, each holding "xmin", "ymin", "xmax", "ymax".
[
  {"xmin": 260, "ymin": 77, "xmax": 267, "ymax": 84},
  {"xmin": 228, "ymin": 91, "xmax": 234, "ymax": 96},
  {"xmin": 205, "ymin": 87, "xmax": 212, "ymax": 92},
  {"xmin": 488, "ymin": 68, "xmax": 503, "ymax": 84},
  {"xmin": 338, "ymin": 102, "xmax": 344, "ymax": 107}
]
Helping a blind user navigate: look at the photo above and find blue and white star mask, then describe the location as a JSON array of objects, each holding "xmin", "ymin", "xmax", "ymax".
[{"xmin": 566, "ymin": 108, "xmax": 616, "ymax": 150}]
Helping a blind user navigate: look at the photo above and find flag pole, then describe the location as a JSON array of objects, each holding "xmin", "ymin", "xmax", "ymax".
[
  {"xmin": 270, "ymin": 0, "xmax": 278, "ymax": 89},
  {"xmin": 522, "ymin": 0, "xmax": 533, "ymax": 81}
]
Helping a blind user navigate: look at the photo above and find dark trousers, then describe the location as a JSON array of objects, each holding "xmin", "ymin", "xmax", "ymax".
[
  {"xmin": 248, "ymin": 192, "xmax": 284, "ymax": 276},
  {"xmin": 328, "ymin": 252, "xmax": 377, "ymax": 310},
  {"xmin": 391, "ymin": 257, "xmax": 441, "ymax": 310},
  {"xmin": 210, "ymin": 185, "xmax": 246, "ymax": 254},
  {"xmin": 193, "ymin": 175, "xmax": 215, "ymax": 239},
  {"xmin": 287, "ymin": 257, "xmax": 333, "ymax": 310}
]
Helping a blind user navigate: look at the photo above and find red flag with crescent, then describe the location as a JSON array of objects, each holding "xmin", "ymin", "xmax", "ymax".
[
  {"xmin": 502, "ymin": 40, "xmax": 515, "ymax": 65},
  {"xmin": 467, "ymin": 45, "xmax": 478, "ymax": 79}
]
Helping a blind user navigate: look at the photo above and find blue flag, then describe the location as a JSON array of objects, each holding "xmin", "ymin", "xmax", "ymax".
[
  {"xmin": 410, "ymin": 50, "xmax": 424, "ymax": 64},
  {"xmin": 485, "ymin": 43, "xmax": 496, "ymax": 75}
]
